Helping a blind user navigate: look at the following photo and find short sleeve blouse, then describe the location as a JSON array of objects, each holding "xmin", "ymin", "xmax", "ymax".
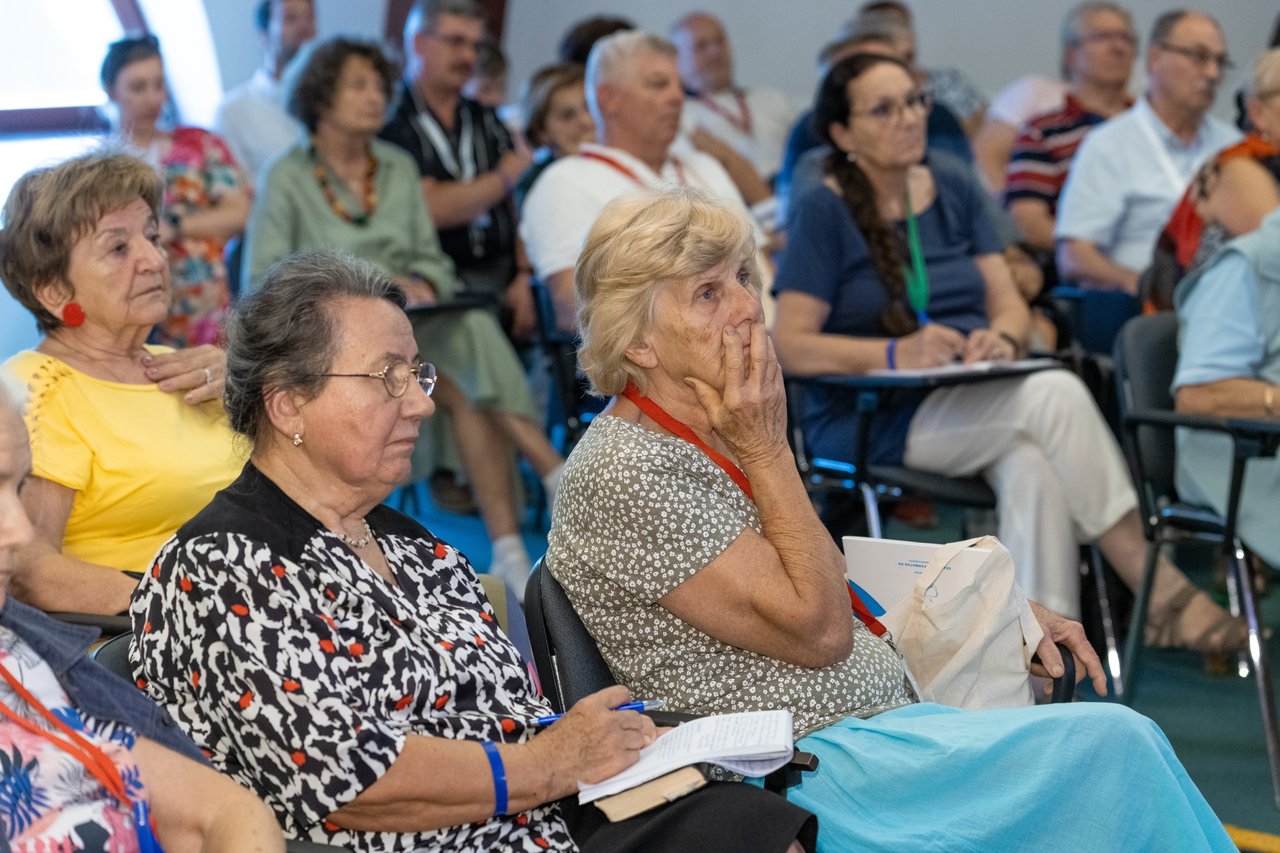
[
  {"xmin": 131, "ymin": 464, "xmax": 573, "ymax": 853},
  {"xmin": 546, "ymin": 416, "xmax": 913, "ymax": 740},
  {"xmin": 773, "ymin": 167, "xmax": 1001, "ymax": 465}
]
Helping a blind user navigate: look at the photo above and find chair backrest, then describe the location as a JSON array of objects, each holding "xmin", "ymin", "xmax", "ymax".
[
  {"xmin": 523, "ymin": 558, "xmax": 616, "ymax": 714},
  {"xmin": 93, "ymin": 631, "xmax": 133, "ymax": 680},
  {"xmin": 1113, "ymin": 312, "xmax": 1180, "ymax": 511},
  {"xmin": 529, "ymin": 279, "xmax": 595, "ymax": 452}
]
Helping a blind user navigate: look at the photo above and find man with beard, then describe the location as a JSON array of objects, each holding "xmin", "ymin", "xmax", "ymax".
[
  {"xmin": 214, "ymin": 0, "xmax": 316, "ymax": 181},
  {"xmin": 1055, "ymin": 10, "xmax": 1239, "ymax": 293},
  {"xmin": 521, "ymin": 30, "xmax": 750, "ymax": 333}
]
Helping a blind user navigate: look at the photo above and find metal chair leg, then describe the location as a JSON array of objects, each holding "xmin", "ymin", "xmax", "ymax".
[
  {"xmin": 859, "ymin": 482, "xmax": 883, "ymax": 539},
  {"xmin": 1088, "ymin": 547, "xmax": 1124, "ymax": 699},
  {"xmin": 1121, "ymin": 540, "xmax": 1161, "ymax": 705},
  {"xmin": 1231, "ymin": 538, "xmax": 1280, "ymax": 808}
]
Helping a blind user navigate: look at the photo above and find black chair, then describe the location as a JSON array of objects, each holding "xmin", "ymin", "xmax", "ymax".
[
  {"xmin": 784, "ymin": 373, "xmax": 1126, "ymax": 694},
  {"xmin": 523, "ymin": 560, "xmax": 820, "ymax": 793},
  {"xmin": 529, "ymin": 279, "xmax": 601, "ymax": 455},
  {"xmin": 1113, "ymin": 312, "xmax": 1280, "ymax": 806}
]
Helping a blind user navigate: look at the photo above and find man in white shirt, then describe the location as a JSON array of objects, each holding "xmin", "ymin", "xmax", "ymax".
[
  {"xmin": 1055, "ymin": 10, "xmax": 1240, "ymax": 293},
  {"xmin": 214, "ymin": 0, "xmax": 315, "ymax": 182},
  {"xmin": 670, "ymin": 12, "xmax": 798, "ymax": 184},
  {"xmin": 522, "ymin": 31, "xmax": 750, "ymax": 332}
]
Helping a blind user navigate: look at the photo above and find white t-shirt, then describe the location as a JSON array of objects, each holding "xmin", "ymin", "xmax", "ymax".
[
  {"xmin": 521, "ymin": 142, "xmax": 746, "ymax": 281},
  {"xmin": 680, "ymin": 87, "xmax": 799, "ymax": 179},
  {"xmin": 987, "ymin": 75, "xmax": 1071, "ymax": 128},
  {"xmin": 214, "ymin": 68, "xmax": 304, "ymax": 184}
]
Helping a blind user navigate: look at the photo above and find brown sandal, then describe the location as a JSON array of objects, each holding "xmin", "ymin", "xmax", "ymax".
[{"xmin": 1145, "ymin": 586, "xmax": 1249, "ymax": 656}]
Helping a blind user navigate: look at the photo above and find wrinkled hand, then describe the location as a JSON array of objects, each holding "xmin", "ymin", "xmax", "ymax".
[
  {"xmin": 530, "ymin": 685, "xmax": 658, "ymax": 787},
  {"xmin": 143, "ymin": 345, "xmax": 225, "ymax": 406},
  {"xmin": 505, "ymin": 273, "xmax": 536, "ymax": 343},
  {"xmin": 894, "ymin": 323, "xmax": 965, "ymax": 368},
  {"xmin": 1028, "ymin": 600, "xmax": 1108, "ymax": 697},
  {"xmin": 685, "ymin": 322, "xmax": 787, "ymax": 467},
  {"xmin": 962, "ymin": 328, "xmax": 1015, "ymax": 364}
]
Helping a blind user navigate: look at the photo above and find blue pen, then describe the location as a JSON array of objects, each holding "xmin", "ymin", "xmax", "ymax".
[{"xmin": 534, "ymin": 699, "xmax": 665, "ymax": 727}]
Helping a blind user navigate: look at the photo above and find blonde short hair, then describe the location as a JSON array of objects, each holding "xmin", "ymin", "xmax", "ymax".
[
  {"xmin": 575, "ymin": 188, "xmax": 760, "ymax": 397},
  {"xmin": 1249, "ymin": 48, "xmax": 1280, "ymax": 100}
]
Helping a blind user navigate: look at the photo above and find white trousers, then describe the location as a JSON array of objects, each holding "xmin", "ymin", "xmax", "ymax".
[{"xmin": 903, "ymin": 369, "xmax": 1137, "ymax": 617}]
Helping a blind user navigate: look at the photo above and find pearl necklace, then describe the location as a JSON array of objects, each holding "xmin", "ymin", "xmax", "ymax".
[{"xmin": 336, "ymin": 518, "xmax": 374, "ymax": 549}]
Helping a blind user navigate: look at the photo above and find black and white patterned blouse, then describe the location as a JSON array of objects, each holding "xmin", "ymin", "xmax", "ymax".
[
  {"xmin": 129, "ymin": 464, "xmax": 574, "ymax": 852},
  {"xmin": 547, "ymin": 416, "xmax": 915, "ymax": 739}
]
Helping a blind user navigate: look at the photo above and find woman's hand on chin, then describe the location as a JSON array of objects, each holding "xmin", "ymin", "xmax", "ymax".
[
  {"xmin": 143, "ymin": 345, "xmax": 226, "ymax": 405},
  {"xmin": 685, "ymin": 321, "xmax": 788, "ymax": 466},
  {"xmin": 528, "ymin": 685, "xmax": 657, "ymax": 790}
]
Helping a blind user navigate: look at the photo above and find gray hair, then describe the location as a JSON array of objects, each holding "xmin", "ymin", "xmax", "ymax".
[
  {"xmin": 404, "ymin": 0, "xmax": 484, "ymax": 42},
  {"xmin": 223, "ymin": 250, "xmax": 406, "ymax": 445},
  {"xmin": 575, "ymin": 188, "xmax": 760, "ymax": 397},
  {"xmin": 585, "ymin": 31, "xmax": 677, "ymax": 125},
  {"xmin": 1247, "ymin": 47, "xmax": 1280, "ymax": 99},
  {"xmin": 1060, "ymin": 2, "xmax": 1134, "ymax": 78}
]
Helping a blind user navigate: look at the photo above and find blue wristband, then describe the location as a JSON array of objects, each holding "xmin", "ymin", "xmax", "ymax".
[
  {"xmin": 886, "ymin": 338, "xmax": 898, "ymax": 370},
  {"xmin": 481, "ymin": 740, "xmax": 508, "ymax": 816}
]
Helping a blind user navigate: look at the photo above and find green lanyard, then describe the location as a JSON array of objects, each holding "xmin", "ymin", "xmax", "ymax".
[{"xmin": 901, "ymin": 189, "xmax": 930, "ymax": 324}]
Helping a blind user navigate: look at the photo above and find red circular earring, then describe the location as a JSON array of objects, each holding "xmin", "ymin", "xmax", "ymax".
[{"xmin": 60, "ymin": 302, "xmax": 85, "ymax": 328}]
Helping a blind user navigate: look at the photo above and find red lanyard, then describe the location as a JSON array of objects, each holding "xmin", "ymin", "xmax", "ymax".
[
  {"xmin": 0, "ymin": 661, "xmax": 130, "ymax": 806},
  {"xmin": 578, "ymin": 150, "xmax": 686, "ymax": 187},
  {"xmin": 619, "ymin": 382, "xmax": 887, "ymax": 637},
  {"xmin": 697, "ymin": 90, "xmax": 753, "ymax": 136}
]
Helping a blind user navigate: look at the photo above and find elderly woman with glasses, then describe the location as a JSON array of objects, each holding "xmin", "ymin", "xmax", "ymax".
[
  {"xmin": 128, "ymin": 250, "xmax": 816, "ymax": 853},
  {"xmin": 772, "ymin": 52, "xmax": 1245, "ymax": 659}
]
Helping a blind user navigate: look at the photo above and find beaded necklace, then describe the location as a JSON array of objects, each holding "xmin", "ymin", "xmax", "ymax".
[{"xmin": 311, "ymin": 149, "xmax": 379, "ymax": 225}]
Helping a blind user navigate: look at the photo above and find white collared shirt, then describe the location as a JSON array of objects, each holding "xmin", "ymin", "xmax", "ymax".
[{"xmin": 1055, "ymin": 97, "xmax": 1240, "ymax": 271}]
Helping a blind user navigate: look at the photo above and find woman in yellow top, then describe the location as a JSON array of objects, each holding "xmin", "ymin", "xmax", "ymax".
[{"xmin": 0, "ymin": 151, "xmax": 242, "ymax": 616}]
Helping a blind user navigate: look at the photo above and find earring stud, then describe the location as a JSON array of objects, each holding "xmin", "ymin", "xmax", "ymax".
[{"xmin": 292, "ymin": 433, "xmax": 303, "ymax": 446}]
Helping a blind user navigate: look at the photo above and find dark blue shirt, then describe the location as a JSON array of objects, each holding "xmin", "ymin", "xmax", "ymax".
[{"xmin": 775, "ymin": 165, "xmax": 1001, "ymax": 466}]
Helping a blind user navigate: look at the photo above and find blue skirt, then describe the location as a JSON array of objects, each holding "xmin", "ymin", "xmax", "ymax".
[{"xmin": 780, "ymin": 702, "xmax": 1232, "ymax": 852}]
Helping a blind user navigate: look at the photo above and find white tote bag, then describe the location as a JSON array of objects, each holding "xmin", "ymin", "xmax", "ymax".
[{"xmin": 879, "ymin": 536, "xmax": 1044, "ymax": 709}]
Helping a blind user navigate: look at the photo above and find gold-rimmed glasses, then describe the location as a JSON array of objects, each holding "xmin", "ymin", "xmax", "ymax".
[{"xmin": 320, "ymin": 360, "xmax": 437, "ymax": 398}]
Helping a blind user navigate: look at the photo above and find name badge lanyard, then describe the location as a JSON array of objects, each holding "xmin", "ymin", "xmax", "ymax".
[
  {"xmin": 411, "ymin": 92, "xmax": 488, "ymax": 256},
  {"xmin": 1133, "ymin": 102, "xmax": 1196, "ymax": 196},
  {"xmin": 0, "ymin": 661, "xmax": 163, "ymax": 852},
  {"xmin": 902, "ymin": 189, "xmax": 930, "ymax": 325},
  {"xmin": 697, "ymin": 90, "xmax": 753, "ymax": 136},
  {"xmin": 620, "ymin": 381, "xmax": 887, "ymax": 637},
  {"xmin": 576, "ymin": 150, "xmax": 687, "ymax": 187}
]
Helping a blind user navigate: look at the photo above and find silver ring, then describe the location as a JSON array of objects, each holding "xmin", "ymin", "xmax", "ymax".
[{"xmin": 203, "ymin": 367, "xmax": 213, "ymax": 385}]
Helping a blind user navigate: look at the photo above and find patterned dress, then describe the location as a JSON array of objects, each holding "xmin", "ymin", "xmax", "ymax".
[
  {"xmin": 129, "ymin": 463, "xmax": 573, "ymax": 852},
  {"xmin": 155, "ymin": 126, "xmax": 247, "ymax": 348},
  {"xmin": 0, "ymin": 628, "xmax": 154, "ymax": 852}
]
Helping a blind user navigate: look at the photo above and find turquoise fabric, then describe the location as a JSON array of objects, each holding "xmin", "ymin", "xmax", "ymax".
[{"xmin": 780, "ymin": 702, "xmax": 1233, "ymax": 852}]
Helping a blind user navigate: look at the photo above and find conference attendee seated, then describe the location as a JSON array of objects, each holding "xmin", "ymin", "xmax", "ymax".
[
  {"xmin": 245, "ymin": 37, "xmax": 563, "ymax": 596},
  {"xmin": 515, "ymin": 63, "xmax": 596, "ymax": 207},
  {"xmin": 1153, "ymin": 48, "xmax": 1280, "ymax": 301},
  {"xmin": 545, "ymin": 187, "xmax": 1234, "ymax": 852},
  {"xmin": 671, "ymin": 11, "xmax": 799, "ymax": 184},
  {"xmin": 1173, "ymin": 207, "xmax": 1280, "ymax": 575},
  {"xmin": 521, "ymin": 31, "xmax": 755, "ymax": 333},
  {"xmin": 0, "ymin": 152, "xmax": 239, "ymax": 617},
  {"xmin": 1055, "ymin": 10, "xmax": 1239, "ymax": 293},
  {"xmin": 215, "ymin": 0, "xmax": 316, "ymax": 181},
  {"xmin": 771, "ymin": 53, "xmax": 1243, "ymax": 652},
  {"xmin": 102, "ymin": 35, "xmax": 251, "ymax": 347},
  {"xmin": 129, "ymin": 251, "xmax": 817, "ymax": 853},
  {"xmin": 1003, "ymin": 1, "xmax": 1136, "ymax": 252},
  {"xmin": 0, "ymin": 377, "xmax": 283, "ymax": 852},
  {"xmin": 973, "ymin": 69, "xmax": 1071, "ymax": 194}
]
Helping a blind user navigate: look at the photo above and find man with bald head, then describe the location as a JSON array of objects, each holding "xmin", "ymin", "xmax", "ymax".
[
  {"xmin": 671, "ymin": 11, "xmax": 798, "ymax": 183},
  {"xmin": 1056, "ymin": 10, "xmax": 1240, "ymax": 293},
  {"xmin": 521, "ymin": 30, "xmax": 752, "ymax": 332}
]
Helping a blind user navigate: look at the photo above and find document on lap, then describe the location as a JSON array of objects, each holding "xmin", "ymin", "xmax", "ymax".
[
  {"xmin": 844, "ymin": 536, "xmax": 995, "ymax": 617},
  {"xmin": 577, "ymin": 709, "xmax": 794, "ymax": 804}
]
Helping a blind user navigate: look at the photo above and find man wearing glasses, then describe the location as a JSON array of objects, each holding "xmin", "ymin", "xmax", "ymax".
[
  {"xmin": 1003, "ymin": 2, "xmax": 1137, "ymax": 253},
  {"xmin": 1056, "ymin": 10, "xmax": 1239, "ymax": 294},
  {"xmin": 380, "ymin": 0, "xmax": 532, "ymax": 333}
]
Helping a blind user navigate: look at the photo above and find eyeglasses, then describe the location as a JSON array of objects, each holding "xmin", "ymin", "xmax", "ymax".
[
  {"xmin": 1157, "ymin": 41, "xmax": 1233, "ymax": 70},
  {"xmin": 427, "ymin": 31, "xmax": 484, "ymax": 52},
  {"xmin": 1077, "ymin": 30, "xmax": 1137, "ymax": 48},
  {"xmin": 851, "ymin": 90, "xmax": 933, "ymax": 124},
  {"xmin": 319, "ymin": 360, "xmax": 437, "ymax": 398}
]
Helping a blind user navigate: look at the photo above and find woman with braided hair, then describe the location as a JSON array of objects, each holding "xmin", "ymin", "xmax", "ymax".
[{"xmin": 773, "ymin": 52, "xmax": 1245, "ymax": 659}]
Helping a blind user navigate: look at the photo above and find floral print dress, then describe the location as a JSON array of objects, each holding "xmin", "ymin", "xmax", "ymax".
[{"xmin": 0, "ymin": 627, "xmax": 154, "ymax": 852}]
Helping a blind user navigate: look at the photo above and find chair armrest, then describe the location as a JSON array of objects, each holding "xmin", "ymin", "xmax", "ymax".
[
  {"xmin": 1126, "ymin": 410, "xmax": 1280, "ymax": 455},
  {"xmin": 1123, "ymin": 409, "xmax": 1234, "ymax": 435},
  {"xmin": 764, "ymin": 751, "xmax": 820, "ymax": 794}
]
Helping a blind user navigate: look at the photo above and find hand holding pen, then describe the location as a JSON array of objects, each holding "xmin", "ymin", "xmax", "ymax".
[
  {"xmin": 522, "ymin": 685, "xmax": 660, "ymax": 789},
  {"xmin": 535, "ymin": 699, "xmax": 665, "ymax": 727}
]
